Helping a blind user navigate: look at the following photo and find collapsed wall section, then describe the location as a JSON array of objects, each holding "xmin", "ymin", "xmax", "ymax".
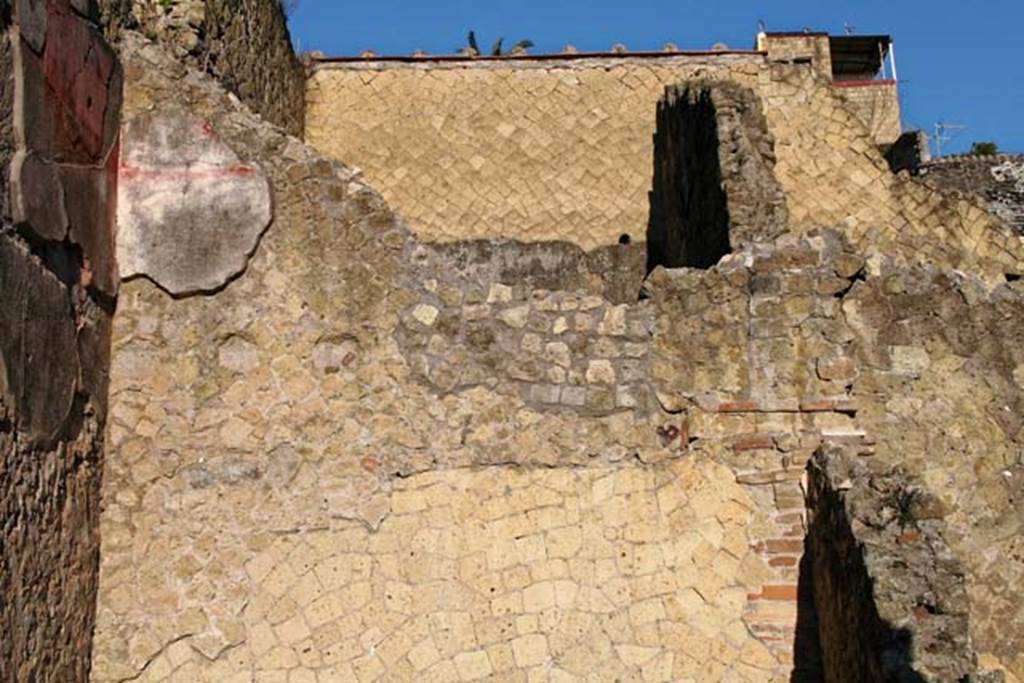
[{"xmin": 0, "ymin": 0, "xmax": 119, "ymax": 678}]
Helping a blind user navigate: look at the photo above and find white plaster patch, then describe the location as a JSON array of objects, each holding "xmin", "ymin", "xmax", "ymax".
[{"xmin": 116, "ymin": 110, "xmax": 271, "ymax": 295}]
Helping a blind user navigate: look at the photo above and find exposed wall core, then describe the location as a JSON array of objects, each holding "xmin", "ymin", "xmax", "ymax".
[
  {"xmin": 647, "ymin": 81, "xmax": 787, "ymax": 272},
  {"xmin": 647, "ymin": 85, "xmax": 731, "ymax": 270}
]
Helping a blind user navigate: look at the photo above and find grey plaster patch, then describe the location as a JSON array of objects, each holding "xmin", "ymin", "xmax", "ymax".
[{"xmin": 116, "ymin": 109, "xmax": 271, "ymax": 295}]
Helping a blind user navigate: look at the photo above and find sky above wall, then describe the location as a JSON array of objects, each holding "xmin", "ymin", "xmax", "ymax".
[{"xmin": 287, "ymin": 0, "xmax": 1022, "ymax": 155}]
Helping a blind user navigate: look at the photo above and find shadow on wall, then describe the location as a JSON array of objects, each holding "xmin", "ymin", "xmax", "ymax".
[
  {"xmin": 800, "ymin": 448, "xmax": 990, "ymax": 682},
  {"xmin": 791, "ymin": 539, "xmax": 926, "ymax": 683},
  {"xmin": 646, "ymin": 85, "xmax": 732, "ymax": 273},
  {"xmin": 798, "ymin": 519, "xmax": 927, "ymax": 682},
  {"xmin": 790, "ymin": 550, "xmax": 824, "ymax": 683}
]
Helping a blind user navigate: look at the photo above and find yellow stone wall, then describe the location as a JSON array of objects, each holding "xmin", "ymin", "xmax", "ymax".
[
  {"xmin": 305, "ymin": 55, "xmax": 766, "ymax": 248},
  {"xmin": 100, "ymin": 460, "xmax": 787, "ymax": 682},
  {"xmin": 93, "ymin": 38, "xmax": 801, "ymax": 682},
  {"xmin": 305, "ymin": 56, "xmax": 1023, "ymax": 280},
  {"xmin": 757, "ymin": 33, "xmax": 833, "ymax": 78},
  {"xmin": 834, "ymin": 81, "xmax": 902, "ymax": 145},
  {"xmin": 94, "ymin": 33, "xmax": 1024, "ymax": 683}
]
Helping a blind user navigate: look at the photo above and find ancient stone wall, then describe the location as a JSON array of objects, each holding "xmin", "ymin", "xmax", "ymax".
[
  {"xmin": 833, "ymin": 80, "xmax": 901, "ymax": 145},
  {"xmin": 92, "ymin": 37, "xmax": 819, "ymax": 682},
  {"xmin": 0, "ymin": 0, "xmax": 119, "ymax": 678},
  {"xmin": 840, "ymin": 261, "xmax": 1024, "ymax": 677},
  {"xmin": 757, "ymin": 33, "xmax": 832, "ymax": 79},
  {"xmin": 305, "ymin": 53, "xmax": 768, "ymax": 248},
  {"xmin": 807, "ymin": 446, "xmax": 981, "ymax": 681},
  {"xmin": 96, "ymin": 0, "xmax": 304, "ymax": 135},
  {"xmin": 305, "ymin": 54, "xmax": 1023, "ymax": 286},
  {"xmin": 88, "ymin": 26, "xmax": 1024, "ymax": 677},
  {"xmin": 647, "ymin": 80, "xmax": 786, "ymax": 270},
  {"xmin": 648, "ymin": 228, "xmax": 1024, "ymax": 679},
  {"xmin": 919, "ymin": 154, "xmax": 1024, "ymax": 235}
]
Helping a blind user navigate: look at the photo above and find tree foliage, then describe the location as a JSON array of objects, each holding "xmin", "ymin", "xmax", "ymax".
[
  {"xmin": 465, "ymin": 30, "xmax": 534, "ymax": 56},
  {"xmin": 970, "ymin": 141, "xmax": 999, "ymax": 155}
]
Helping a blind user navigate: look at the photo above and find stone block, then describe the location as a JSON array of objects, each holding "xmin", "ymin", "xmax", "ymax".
[
  {"xmin": 10, "ymin": 151, "xmax": 68, "ymax": 241},
  {"xmin": 17, "ymin": 0, "xmax": 48, "ymax": 54},
  {"xmin": 40, "ymin": 7, "xmax": 120, "ymax": 162},
  {"xmin": 60, "ymin": 160, "xmax": 118, "ymax": 296},
  {"xmin": 0, "ymin": 235, "xmax": 79, "ymax": 442}
]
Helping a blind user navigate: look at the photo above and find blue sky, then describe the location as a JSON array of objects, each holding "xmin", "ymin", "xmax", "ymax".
[{"xmin": 287, "ymin": 0, "xmax": 1022, "ymax": 155}]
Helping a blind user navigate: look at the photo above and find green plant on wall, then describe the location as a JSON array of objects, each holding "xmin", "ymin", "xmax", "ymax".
[
  {"xmin": 463, "ymin": 30, "xmax": 534, "ymax": 56},
  {"xmin": 969, "ymin": 141, "xmax": 999, "ymax": 155},
  {"xmin": 885, "ymin": 485, "xmax": 922, "ymax": 530}
]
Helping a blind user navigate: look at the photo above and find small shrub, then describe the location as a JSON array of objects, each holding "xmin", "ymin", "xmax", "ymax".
[{"xmin": 970, "ymin": 141, "xmax": 999, "ymax": 155}]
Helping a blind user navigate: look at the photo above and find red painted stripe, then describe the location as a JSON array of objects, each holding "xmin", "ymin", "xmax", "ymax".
[{"xmin": 119, "ymin": 164, "xmax": 258, "ymax": 180}]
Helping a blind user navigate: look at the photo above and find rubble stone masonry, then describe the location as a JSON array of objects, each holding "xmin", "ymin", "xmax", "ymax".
[
  {"xmin": 0, "ymin": 1, "xmax": 1022, "ymax": 679},
  {"xmin": 87, "ymin": 27, "xmax": 1024, "ymax": 680}
]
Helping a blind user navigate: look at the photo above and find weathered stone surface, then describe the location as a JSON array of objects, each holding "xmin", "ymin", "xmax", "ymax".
[
  {"xmin": 96, "ymin": 0, "xmax": 305, "ymax": 136},
  {"xmin": 806, "ymin": 446, "xmax": 986, "ymax": 682},
  {"xmin": 1, "ymin": 3, "xmax": 118, "ymax": 680},
  {"xmin": 40, "ymin": 3, "xmax": 120, "ymax": 163},
  {"xmin": 919, "ymin": 153, "xmax": 1024, "ymax": 234},
  {"xmin": 116, "ymin": 109, "xmax": 271, "ymax": 294},
  {"xmin": 0, "ymin": 235, "xmax": 79, "ymax": 443},
  {"xmin": 10, "ymin": 151, "xmax": 68, "ymax": 240},
  {"xmin": 61, "ymin": 159, "xmax": 119, "ymax": 296},
  {"xmin": 0, "ymin": 35, "xmax": 15, "ymax": 221},
  {"xmin": 17, "ymin": 0, "xmax": 48, "ymax": 54}
]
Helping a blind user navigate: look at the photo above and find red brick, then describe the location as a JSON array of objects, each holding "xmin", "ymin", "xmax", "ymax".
[
  {"xmin": 733, "ymin": 434, "xmax": 775, "ymax": 451},
  {"xmin": 718, "ymin": 401, "xmax": 761, "ymax": 413},
  {"xmin": 769, "ymin": 556, "xmax": 799, "ymax": 568},
  {"xmin": 762, "ymin": 539, "xmax": 804, "ymax": 554},
  {"xmin": 760, "ymin": 584, "xmax": 799, "ymax": 601},
  {"xmin": 736, "ymin": 469, "xmax": 801, "ymax": 485},
  {"xmin": 775, "ymin": 512, "xmax": 805, "ymax": 525}
]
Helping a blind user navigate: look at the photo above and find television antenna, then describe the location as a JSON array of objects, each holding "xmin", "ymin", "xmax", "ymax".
[
  {"xmin": 843, "ymin": 23, "xmax": 856, "ymax": 35},
  {"xmin": 932, "ymin": 122, "xmax": 967, "ymax": 157}
]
